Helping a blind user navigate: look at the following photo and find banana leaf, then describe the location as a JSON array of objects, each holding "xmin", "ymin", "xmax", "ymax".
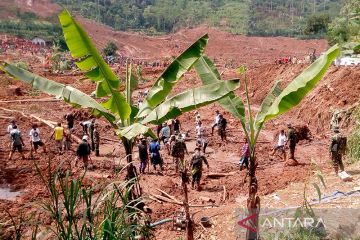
[
  {"xmin": 117, "ymin": 123, "xmax": 156, "ymax": 140},
  {"xmin": 137, "ymin": 34, "xmax": 209, "ymax": 118},
  {"xmin": 1, "ymin": 63, "xmax": 115, "ymax": 122},
  {"xmin": 255, "ymin": 45, "xmax": 339, "ymax": 125},
  {"xmin": 194, "ymin": 55, "xmax": 245, "ymax": 122},
  {"xmin": 141, "ymin": 79, "xmax": 240, "ymax": 124},
  {"xmin": 254, "ymin": 81, "xmax": 282, "ymax": 129},
  {"xmin": 58, "ymin": 10, "xmax": 131, "ymax": 123}
]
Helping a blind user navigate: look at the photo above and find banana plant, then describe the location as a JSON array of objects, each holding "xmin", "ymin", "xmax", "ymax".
[
  {"xmin": 194, "ymin": 45, "xmax": 339, "ymax": 239},
  {"xmin": 1, "ymin": 9, "xmax": 240, "ymax": 193}
]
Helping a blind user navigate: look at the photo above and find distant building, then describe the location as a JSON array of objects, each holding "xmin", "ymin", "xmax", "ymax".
[{"xmin": 31, "ymin": 37, "xmax": 46, "ymax": 46}]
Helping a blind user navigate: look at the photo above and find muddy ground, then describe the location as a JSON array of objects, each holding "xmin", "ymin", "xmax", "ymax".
[{"xmin": 0, "ymin": 28, "xmax": 360, "ymax": 239}]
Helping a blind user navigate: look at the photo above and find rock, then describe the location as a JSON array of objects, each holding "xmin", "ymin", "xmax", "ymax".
[
  {"xmin": 286, "ymin": 158, "xmax": 298, "ymax": 166},
  {"xmin": 338, "ymin": 171, "xmax": 353, "ymax": 182},
  {"xmin": 8, "ymin": 85, "xmax": 22, "ymax": 96}
]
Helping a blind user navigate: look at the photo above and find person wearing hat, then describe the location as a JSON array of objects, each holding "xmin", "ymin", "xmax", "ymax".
[
  {"xmin": 189, "ymin": 147, "xmax": 209, "ymax": 191},
  {"xmin": 329, "ymin": 127, "xmax": 346, "ymax": 175},
  {"xmin": 287, "ymin": 123, "xmax": 297, "ymax": 160},
  {"xmin": 76, "ymin": 135, "xmax": 92, "ymax": 169}
]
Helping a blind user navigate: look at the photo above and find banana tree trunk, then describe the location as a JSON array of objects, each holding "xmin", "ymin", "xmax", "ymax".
[
  {"xmin": 181, "ymin": 167, "xmax": 194, "ymax": 240},
  {"xmin": 246, "ymin": 154, "xmax": 260, "ymax": 240},
  {"xmin": 123, "ymin": 138, "xmax": 142, "ymax": 199}
]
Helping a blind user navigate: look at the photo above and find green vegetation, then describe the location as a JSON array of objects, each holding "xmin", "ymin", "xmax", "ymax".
[
  {"xmin": 327, "ymin": 0, "xmax": 360, "ymax": 45},
  {"xmin": 53, "ymin": 0, "xmax": 342, "ymax": 37},
  {"xmin": 347, "ymin": 104, "xmax": 360, "ymax": 164},
  {"xmin": 103, "ymin": 41, "xmax": 118, "ymax": 56},
  {"xmin": 0, "ymin": 9, "xmax": 61, "ymax": 41},
  {"xmin": 194, "ymin": 44, "xmax": 339, "ymax": 239}
]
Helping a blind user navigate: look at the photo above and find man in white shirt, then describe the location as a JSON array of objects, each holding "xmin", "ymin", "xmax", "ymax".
[
  {"xmin": 271, "ymin": 129, "xmax": 287, "ymax": 161},
  {"xmin": 211, "ymin": 110, "xmax": 220, "ymax": 135},
  {"xmin": 29, "ymin": 124, "xmax": 47, "ymax": 154}
]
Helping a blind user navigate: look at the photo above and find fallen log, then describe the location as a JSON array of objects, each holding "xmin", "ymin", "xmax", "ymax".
[
  {"xmin": 150, "ymin": 194, "xmax": 182, "ymax": 205},
  {"xmin": 0, "ymin": 98, "xmax": 61, "ymax": 104},
  {"xmin": 102, "ymin": 137, "xmax": 119, "ymax": 143},
  {"xmin": 222, "ymin": 185, "xmax": 227, "ymax": 202},
  {"xmin": 206, "ymin": 172, "xmax": 236, "ymax": 179},
  {"xmin": 156, "ymin": 188, "xmax": 181, "ymax": 203}
]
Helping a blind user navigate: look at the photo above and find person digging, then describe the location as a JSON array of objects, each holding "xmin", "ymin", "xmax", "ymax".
[{"xmin": 189, "ymin": 147, "xmax": 209, "ymax": 191}]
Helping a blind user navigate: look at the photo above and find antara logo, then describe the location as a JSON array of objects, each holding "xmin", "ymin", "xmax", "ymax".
[{"xmin": 238, "ymin": 213, "xmax": 258, "ymax": 233}]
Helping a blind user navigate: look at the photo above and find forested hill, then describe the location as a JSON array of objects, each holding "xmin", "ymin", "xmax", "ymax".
[{"xmin": 54, "ymin": 0, "xmax": 343, "ymax": 37}]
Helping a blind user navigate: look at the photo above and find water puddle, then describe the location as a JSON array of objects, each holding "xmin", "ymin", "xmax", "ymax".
[{"xmin": 0, "ymin": 184, "xmax": 21, "ymax": 201}]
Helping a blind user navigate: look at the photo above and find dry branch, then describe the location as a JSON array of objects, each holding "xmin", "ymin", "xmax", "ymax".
[
  {"xmin": 0, "ymin": 98, "xmax": 61, "ymax": 104},
  {"xmin": 222, "ymin": 185, "xmax": 227, "ymax": 202},
  {"xmin": 156, "ymin": 188, "xmax": 181, "ymax": 203}
]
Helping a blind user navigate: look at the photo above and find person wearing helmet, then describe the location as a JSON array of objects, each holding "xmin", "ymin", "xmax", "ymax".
[
  {"xmin": 76, "ymin": 135, "xmax": 92, "ymax": 169},
  {"xmin": 329, "ymin": 127, "xmax": 347, "ymax": 175}
]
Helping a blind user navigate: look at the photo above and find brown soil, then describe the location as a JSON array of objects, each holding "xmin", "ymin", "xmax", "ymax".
[{"xmin": 0, "ymin": 25, "xmax": 359, "ymax": 239}]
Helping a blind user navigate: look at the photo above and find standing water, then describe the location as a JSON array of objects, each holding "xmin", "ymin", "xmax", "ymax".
[{"xmin": 0, "ymin": 184, "xmax": 21, "ymax": 201}]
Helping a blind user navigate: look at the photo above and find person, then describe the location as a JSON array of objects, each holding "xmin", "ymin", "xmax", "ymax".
[
  {"xmin": 173, "ymin": 118, "xmax": 181, "ymax": 133},
  {"xmin": 93, "ymin": 123, "xmax": 100, "ymax": 156},
  {"xmin": 189, "ymin": 147, "xmax": 209, "ymax": 191},
  {"xmin": 160, "ymin": 123, "xmax": 170, "ymax": 145},
  {"xmin": 138, "ymin": 138, "xmax": 148, "ymax": 174},
  {"xmin": 80, "ymin": 120, "xmax": 92, "ymax": 135},
  {"xmin": 195, "ymin": 111, "xmax": 201, "ymax": 125},
  {"xmin": 171, "ymin": 135, "xmax": 188, "ymax": 173},
  {"xmin": 7, "ymin": 119, "xmax": 17, "ymax": 148},
  {"xmin": 50, "ymin": 123, "xmax": 64, "ymax": 155},
  {"xmin": 156, "ymin": 124, "xmax": 163, "ymax": 139},
  {"xmin": 287, "ymin": 123, "xmax": 297, "ymax": 159},
  {"xmin": 63, "ymin": 127, "xmax": 72, "ymax": 151},
  {"xmin": 196, "ymin": 121, "xmax": 208, "ymax": 153},
  {"xmin": 29, "ymin": 124, "xmax": 46, "ymax": 155},
  {"xmin": 217, "ymin": 114, "xmax": 227, "ymax": 141},
  {"xmin": 8, "ymin": 125, "xmax": 26, "ymax": 160},
  {"xmin": 271, "ymin": 129, "xmax": 287, "ymax": 161},
  {"xmin": 64, "ymin": 112, "xmax": 75, "ymax": 130},
  {"xmin": 329, "ymin": 127, "xmax": 346, "ymax": 175},
  {"xmin": 89, "ymin": 119, "xmax": 96, "ymax": 151},
  {"xmin": 211, "ymin": 110, "xmax": 220, "ymax": 135},
  {"xmin": 149, "ymin": 138, "xmax": 163, "ymax": 171},
  {"xmin": 7, "ymin": 119, "xmax": 17, "ymax": 133},
  {"xmin": 76, "ymin": 135, "xmax": 92, "ymax": 169},
  {"xmin": 239, "ymin": 137, "xmax": 250, "ymax": 171}
]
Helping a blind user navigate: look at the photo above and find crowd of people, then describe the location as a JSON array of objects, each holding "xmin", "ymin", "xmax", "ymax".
[
  {"xmin": 4, "ymin": 107, "xmax": 348, "ymax": 190},
  {"xmin": 5, "ymin": 112, "xmax": 101, "ymax": 170}
]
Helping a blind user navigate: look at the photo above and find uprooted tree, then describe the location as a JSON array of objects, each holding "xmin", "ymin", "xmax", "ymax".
[
  {"xmin": 194, "ymin": 45, "xmax": 339, "ymax": 239},
  {"xmin": 1, "ymin": 9, "xmax": 241, "ymax": 240}
]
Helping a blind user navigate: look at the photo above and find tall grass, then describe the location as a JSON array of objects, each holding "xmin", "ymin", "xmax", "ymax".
[
  {"xmin": 347, "ymin": 104, "xmax": 360, "ymax": 164},
  {"xmin": 18, "ymin": 159, "xmax": 152, "ymax": 240}
]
